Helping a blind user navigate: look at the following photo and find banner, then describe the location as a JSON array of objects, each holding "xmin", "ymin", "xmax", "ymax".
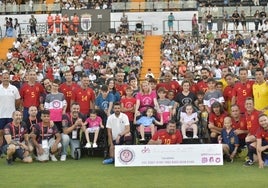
[
  {"xmin": 115, "ymin": 144, "xmax": 223, "ymax": 167},
  {"xmin": 62, "ymin": 9, "xmax": 111, "ymax": 34}
]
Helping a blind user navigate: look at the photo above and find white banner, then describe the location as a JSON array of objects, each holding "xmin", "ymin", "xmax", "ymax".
[{"xmin": 115, "ymin": 144, "xmax": 223, "ymax": 167}]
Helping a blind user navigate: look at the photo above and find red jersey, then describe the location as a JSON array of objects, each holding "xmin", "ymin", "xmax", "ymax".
[
  {"xmin": 196, "ymin": 80, "xmax": 208, "ymax": 93},
  {"xmin": 245, "ymin": 109, "xmax": 260, "ymax": 135},
  {"xmin": 190, "ymin": 82, "xmax": 198, "ymax": 94},
  {"xmin": 20, "ymin": 82, "xmax": 45, "ymax": 108},
  {"xmin": 151, "ymin": 129, "xmax": 182, "ymax": 144},
  {"xmin": 209, "ymin": 112, "xmax": 228, "ymax": 128},
  {"xmin": 115, "ymin": 83, "xmax": 128, "ymax": 97},
  {"xmin": 120, "ymin": 97, "xmax": 136, "ymax": 121},
  {"xmin": 223, "ymin": 85, "xmax": 234, "ymax": 103},
  {"xmin": 59, "ymin": 82, "xmax": 79, "ymax": 113},
  {"xmin": 231, "ymin": 116, "xmax": 247, "ymax": 139},
  {"xmin": 156, "ymin": 81, "xmax": 182, "ymax": 95},
  {"xmin": 71, "ymin": 87, "xmax": 95, "ymax": 115},
  {"xmin": 232, "ymin": 81, "xmax": 254, "ymax": 113},
  {"xmin": 256, "ymin": 127, "xmax": 268, "ymax": 142}
]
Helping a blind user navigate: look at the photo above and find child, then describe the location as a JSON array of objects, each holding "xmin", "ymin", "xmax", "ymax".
[
  {"xmin": 203, "ymin": 78, "xmax": 225, "ymax": 113},
  {"xmin": 83, "ymin": 110, "xmax": 104, "ymax": 148},
  {"xmin": 157, "ymin": 87, "xmax": 173, "ymax": 127},
  {"xmin": 134, "ymin": 107, "xmax": 163, "ymax": 141},
  {"xmin": 180, "ymin": 104, "xmax": 199, "ymax": 139},
  {"xmin": 121, "ymin": 86, "xmax": 136, "ymax": 132},
  {"xmin": 218, "ymin": 116, "xmax": 239, "ymax": 162}
]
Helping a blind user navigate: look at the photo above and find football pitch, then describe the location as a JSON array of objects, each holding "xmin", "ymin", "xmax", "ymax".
[{"xmin": 0, "ymin": 151, "xmax": 267, "ymax": 188}]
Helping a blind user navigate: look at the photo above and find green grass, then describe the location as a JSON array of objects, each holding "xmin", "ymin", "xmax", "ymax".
[{"xmin": 0, "ymin": 152, "xmax": 267, "ymax": 188}]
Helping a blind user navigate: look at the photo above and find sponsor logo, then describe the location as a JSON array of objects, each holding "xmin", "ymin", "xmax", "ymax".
[{"xmin": 81, "ymin": 14, "xmax": 92, "ymax": 31}]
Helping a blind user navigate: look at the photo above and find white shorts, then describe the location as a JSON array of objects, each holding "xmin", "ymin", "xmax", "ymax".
[
  {"xmin": 37, "ymin": 138, "xmax": 62, "ymax": 162},
  {"xmin": 86, "ymin": 127, "xmax": 99, "ymax": 133}
]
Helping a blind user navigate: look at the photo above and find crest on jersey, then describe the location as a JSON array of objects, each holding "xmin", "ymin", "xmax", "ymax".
[{"xmin": 81, "ymin": 14, "xmax": 92, "ymax": 31}]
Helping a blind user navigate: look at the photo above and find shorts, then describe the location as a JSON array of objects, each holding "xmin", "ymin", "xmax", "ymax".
[
  {"xmin": 2, "ymin": 144, "xmax": 24, "ymax": 160},
  {"xmin": 0, "ymin": 118, "xmax": 12, "ymax": 129},
  {"xmin": 37, "ymin": 138, "xmax": 62, "ymax": 161},
  {"xmin": 87, "ymin": 127, "xmax": 99, "ymax": 133}
]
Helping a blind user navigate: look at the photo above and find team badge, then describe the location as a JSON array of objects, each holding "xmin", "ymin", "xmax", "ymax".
[
  {"xmin": 81, "ymin": 14, "xmax": 92, "ymax": 31},
  {"xmin": 118, "ymin": 147, "xmax": 135, "ymax": 164}
]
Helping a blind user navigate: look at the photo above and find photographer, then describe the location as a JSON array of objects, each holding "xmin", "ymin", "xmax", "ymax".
[{"xmin": 61, "ymin": 103, "xmax": 86, "ymax": 161}]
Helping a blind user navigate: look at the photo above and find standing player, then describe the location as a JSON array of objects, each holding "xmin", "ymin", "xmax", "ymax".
[
  {"xmin": 62, "ymin": 14, "xmax": 69, "ymax": 35},
  {"xmin": 47, "ymin": 13, "xmax": 54, "ymax": 34},
  {"xmin": 253, "ymin": 68, "xmax": 268, "ymax": 115},
  {"xmin": 196, "ymin": 67, "xmax": 211, "ymax": 93},
  {"xmin": 54, "ymin": 13, "xmax": 61, "ymax": 34},
  {"xmin": 156, "ymin": 71, "xmax": 181, "ymax": 96},
  {"xmin": 148, "ymin": 120, "xmax": 182, "ymax": 144},
  {"xmin": 59, "ymin": 71, "xmax": 79, "ymax": 113},
  {"xmin": 231, "ymin": 68, "xmax": 254, "ymax": 114},
  {"xmin": 20, "ymin": 69, "xmax": 45, "ymax": 118},
  {"xmin": 71, "ymin": 13, "xmax": 79, "ymax": 34},
  {"xmin": 223, "ymin": 73, "xmax": 236, "ymax": 113},
  {"xmin": 71, "ymin": 75, "xmax": 95, "ymax": 116},
  {"xmin": 0, "ymin": 71, "xmax": 21, "ymax": 150}
]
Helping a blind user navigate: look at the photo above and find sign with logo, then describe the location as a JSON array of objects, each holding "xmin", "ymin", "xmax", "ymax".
[
  {"xmin": 62, "ymin": 9, "xmax": 111, "ymax": 34},
  {"xmin": 115, "ymin": 144, "xmax": 223, "ymax": 167}
]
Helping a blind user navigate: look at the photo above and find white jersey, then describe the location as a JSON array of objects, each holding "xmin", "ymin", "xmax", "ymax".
[
  {"xmin": 0, "ymin": 84, "xmax": 20, "ymax": 118},
  {"xmin": 106, "ymin": 112, "xmax": 130, "ymax": 140}
]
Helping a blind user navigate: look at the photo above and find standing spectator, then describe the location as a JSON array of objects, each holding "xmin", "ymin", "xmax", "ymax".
[
  {"xmin": 61, "ymin": 103, "xmax": 85, "ymax": 161},
  {"xmin": 13, "ymin": 18, "xmax": 21, "ymax": 37},
  {"xmin": 232, "ymin": 10, "xmax": 240, "ymax": 31},
  {"xmin": 71, "ymin": 75, "xmax": 95, "ymax": 116},
  {"xmin": 206, "ymin": 11, "xmax": 213, "ymax": 31},
  {"xmin": 192, "ymin": 13, "xmax": 199, "ymax": 38},
  {"xmin": 3, "ymin": 111, "xmax": 32, "ymax": 165},
  {"xmin": 254, "ymin": 10, "xmax": 260, "ymax": 31},
  {"xmin": 240, "ymin": 10, "xmax": 247, "ymax": 33},
  {"xmin": 20, "ymin": 70, "xmax": 45, "ymax": 118},
  {"xmin": 167, "ymin": 12, "xmax": 175, "ymax": 32},
  {"xmin": 222, "ymin": 11, "xmax": 229, "ymax": 31},
  {"xmin": 0, "ymin": 71, "xmax": 21, "ymax": 151},
  {"xmin": 196, "ymin": 67, "xmax": 211, "ymax": 93},
  {"xmin": 259, "ymin": 8, "xmax": 267, "ymax": 26},
  {"xmin": 103, "ymin": 102, "xmax": 131, "ymax": 164},
  {"xmin": 29, "ymin": 15, "xmax": 37, "ymax": 36}
]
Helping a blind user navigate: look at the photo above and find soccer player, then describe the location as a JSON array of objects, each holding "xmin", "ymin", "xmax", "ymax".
[
  {"xmin": 71, "ymin": 75, "xmax": 95, "ymax": 116},
  {"xmin": 196, "ymin": 67, "xmax": 211, "ymax": 93},
  {"xmin": 156, "ymin": 71, "xmax": 182, "ymax": 96},
  {"xmin": 253, "ymin": 68, "xmax": 268, "ymax": 115},
  {"xmin": 59, "ymin": 70, "xmax": 79, "ymax": 113},
  {"xmin": 0, "ymin": 71, "xmax": 21, "ymax": 150},
  {"xmin": 20, "ymin": 69, "xmax": 45, "ymax": 118},
  {"xmin": 230, "ymin": 105, "xmax": 248, "ymax": 148},
  {"xmin": 148, "ymin": 120, "xmax": 183, "ymax": 144},
  {"xmin": 31, "ymin": 110, "xmax": 62, "ymax": 162},
  {"xmin": 223, "ymin": 73, "xmax": 236, "ymax": 113},
  {"xmin": 3, "ymin": 111, "xmax": 32, "ymax": 165},
  {"xmin": 114, "ymin": 71, "xmax": 128, "ymax": 97},
  {"xmin": 61, "ymin": 103, "xmax": 85, "ymax": 161},
  {"xmin": 231, "ymin": 68, "xmax": 254, "ymax": 114},
  {"xmin": 256, "ymin": 114, "xmax": 268, "ymax": 168}
]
